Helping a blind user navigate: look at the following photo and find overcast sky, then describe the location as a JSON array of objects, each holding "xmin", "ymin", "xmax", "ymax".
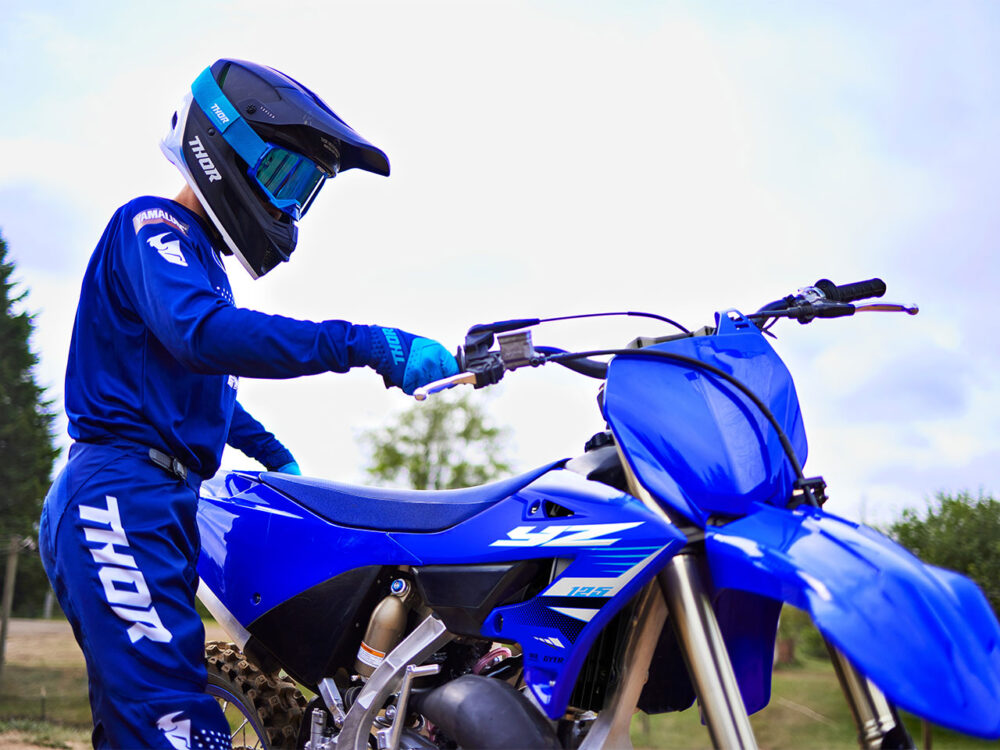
[{"xmin": 1, "ymin": 0, "xmax": 997, "ymax": 525}]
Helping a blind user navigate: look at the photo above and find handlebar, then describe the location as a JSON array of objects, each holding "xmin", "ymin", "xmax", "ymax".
[
  {"xmin": 749, "ymin": 277, "xmax": 916, "ymax": 325},
  {"xmin": 413, "ymin": 276, "xmax": 917, "ymax": 400}
]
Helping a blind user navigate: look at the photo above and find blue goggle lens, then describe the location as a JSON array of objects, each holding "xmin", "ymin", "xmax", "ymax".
[{"xmin": 251, "ymin": 146, "xmax": 330, "ymax": 220}]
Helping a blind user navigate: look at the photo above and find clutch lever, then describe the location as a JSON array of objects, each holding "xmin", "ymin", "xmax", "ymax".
[{"xmin": 413, "ymin": 371, "xmax": 479, "ymax": 401}]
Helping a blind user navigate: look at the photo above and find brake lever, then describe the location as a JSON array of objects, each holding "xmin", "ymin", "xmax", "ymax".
[{"xmin": 854, "ymin": 302, "xmax": 919, "ymax": 315}]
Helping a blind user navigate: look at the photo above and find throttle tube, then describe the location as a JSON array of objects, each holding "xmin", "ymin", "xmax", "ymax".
[{"xmin": 814, "ymin": 278, "xmax": 887, "ymax": 303}]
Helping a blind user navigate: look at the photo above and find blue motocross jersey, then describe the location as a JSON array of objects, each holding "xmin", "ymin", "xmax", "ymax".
[{"xmin": 65, "ymin": 196, "xmax": 373, "ymax": 478}]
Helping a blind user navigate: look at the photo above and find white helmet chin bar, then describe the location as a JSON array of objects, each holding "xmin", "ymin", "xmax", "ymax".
[{"xmin": 159, "ymin": 92, "xmax": 263, "ymax": 279}]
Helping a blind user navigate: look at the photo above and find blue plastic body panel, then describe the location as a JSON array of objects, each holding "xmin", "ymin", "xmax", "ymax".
[
  {"xmin": 198, "ymin": 471, "xmax": 422, "ymax": 626},
  {"xmin": 198, "ymin": 467, "xmax": 687, "ymax": 720},
  {"xmin": 706, "ymin": 502, "xmax": 1000, "ymax": 739},
  {"xmin": 604, "ymin": 313, "xmax": 807, "ymax": 524},
  {"xmin": 711, "ymin": 588, "xmax": 782, "ymax": 715}
]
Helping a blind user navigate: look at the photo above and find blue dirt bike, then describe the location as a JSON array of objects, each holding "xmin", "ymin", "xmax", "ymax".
[{"xmin": 196, "ymin": 278, "xmax": 1000, "ymax": 750}]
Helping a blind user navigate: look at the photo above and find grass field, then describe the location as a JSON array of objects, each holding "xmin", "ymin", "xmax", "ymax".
[
  {"xmin": 1, "ymin": 619, "xmax": 997, "ymax": 749},
  {"xmin": 630, "ymin": 659, "xmax": 998, "ymax": 749}
]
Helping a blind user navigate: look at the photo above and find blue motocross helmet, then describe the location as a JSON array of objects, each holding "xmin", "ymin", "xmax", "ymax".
[{"xmin": 161, "ymin": 59, "xmax": 389, "ymax": 278}]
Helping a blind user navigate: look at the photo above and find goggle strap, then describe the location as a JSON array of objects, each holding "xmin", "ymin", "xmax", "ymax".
[{"xmin": 191, "ymin": 67, "xmax": 269, "ymax": 170}]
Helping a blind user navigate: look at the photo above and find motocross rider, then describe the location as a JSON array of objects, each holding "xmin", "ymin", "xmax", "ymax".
[{"xmin": 38, "ymin": 59, "xmax": 458, "ymax": 749}]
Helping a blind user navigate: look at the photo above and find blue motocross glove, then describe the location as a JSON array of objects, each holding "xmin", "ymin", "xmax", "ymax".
[
  {"xmin": 368, "ymin": 326, "xmax": 459, "ymax": 395},
  {"xmin": 275, "ymin": 461, "xmax": 301, "ymax": 475}
]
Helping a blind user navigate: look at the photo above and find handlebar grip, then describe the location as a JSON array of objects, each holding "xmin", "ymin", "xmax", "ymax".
[{"xmin": 814, "ymin": 278, "xmax": 886, "ymax": 303}]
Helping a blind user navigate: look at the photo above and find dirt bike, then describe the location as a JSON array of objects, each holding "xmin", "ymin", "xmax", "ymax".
[{"xmin": 196, "ymin": 278, "xmax": 1000, "ymax": 749}]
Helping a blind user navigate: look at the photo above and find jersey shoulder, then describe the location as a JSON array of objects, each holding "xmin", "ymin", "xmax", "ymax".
[
  {"xmin": 118, "ymin": 196, "xmax": 219, "ymax": 271},
  {"xmin": 125, "ymin": 196, "xmax": 197, "ymax": 239}
]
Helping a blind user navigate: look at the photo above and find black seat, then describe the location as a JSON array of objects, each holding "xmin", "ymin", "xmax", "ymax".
[{"xmin": 260, "ymin": 461, "xmax": 563, "ymax": 532}]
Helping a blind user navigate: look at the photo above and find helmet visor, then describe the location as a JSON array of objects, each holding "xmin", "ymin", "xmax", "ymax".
[{"xmin": 250, "ymin": 145, "xmax": 330, "ymax": 220}]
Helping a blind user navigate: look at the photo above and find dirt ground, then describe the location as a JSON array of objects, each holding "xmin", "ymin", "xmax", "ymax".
[
  {"xmin": 3, "ymin": 619, "xmax": 86, "ymax": 670},
  {"xmin": 0, "ymin": 730, "xmax": 85, "ymax": 750},
  {"xmin": 3, "ymin": 617, "xmax": 230, "ymax": 667},
  {"xmin": 1, "ymin": 618, "xmax": 230, "ymax": 749}
]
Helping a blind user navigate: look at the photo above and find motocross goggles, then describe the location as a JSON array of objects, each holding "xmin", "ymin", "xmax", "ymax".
[
  {"xmin": 249, "ymin": 145, "xmax": 328, "ymax": 219},
  {"xmin": 191, "ymin": 67, "xmax": 335, "ymax": 220}
]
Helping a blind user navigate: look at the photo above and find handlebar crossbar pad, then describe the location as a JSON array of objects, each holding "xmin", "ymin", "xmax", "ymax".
[{"xmin": 815, "ymin": 278, "xmax": 886, "ymax": 303}]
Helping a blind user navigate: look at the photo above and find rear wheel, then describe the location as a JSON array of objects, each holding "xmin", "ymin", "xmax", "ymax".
[{"xmin": 205, "ymin": 641, "xmax": 306, "ymax": 749}]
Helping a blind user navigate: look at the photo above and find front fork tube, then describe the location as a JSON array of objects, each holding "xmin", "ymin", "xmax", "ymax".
[
  {"xmin": 619, "ymin": 448, "xmax": 757, "ymax": 749},
  {"xmin": 826, "ymin": 643, "xmax": 915, "ymax": 750},
  {"xmin": 658, "ymin": 554, "xmax": 758, "ymax": 750},
  {"xmin": 578, "ymin": 582, "xmax": 668, "ymax": 750}
]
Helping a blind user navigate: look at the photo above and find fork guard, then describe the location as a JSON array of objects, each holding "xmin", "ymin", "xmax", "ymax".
[{"xmin": 705, "ymin": 502, "xmax": 1000, "ymax": 739}]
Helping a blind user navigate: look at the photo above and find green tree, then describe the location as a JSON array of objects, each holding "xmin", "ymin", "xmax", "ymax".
[
  {"xmin": 889, "ymin": 491, "xmax": 1000, "ymax": 615},
  {"xmin": 0, "ymin": 233, "xmax": 60, "ymax": 616},
  {"xmin": 362, "ymin": 392, "xmax": 511, "ymax": 489}
]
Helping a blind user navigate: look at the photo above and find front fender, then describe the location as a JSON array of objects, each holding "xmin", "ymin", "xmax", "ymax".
[{"xmin": 705, "ymin": 503, "xmax": 1000, "ymax": 739}]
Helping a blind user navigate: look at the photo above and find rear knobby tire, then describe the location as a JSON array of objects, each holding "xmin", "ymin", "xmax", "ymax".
[{"xmin": 205, "ymin": 640, "xmax": 306, "ymax": 749}]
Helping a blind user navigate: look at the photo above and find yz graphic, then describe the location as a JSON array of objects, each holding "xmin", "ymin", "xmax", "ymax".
[{"xmin": 490, "ymin": 522, "xmax": 641, "ymax": 547}]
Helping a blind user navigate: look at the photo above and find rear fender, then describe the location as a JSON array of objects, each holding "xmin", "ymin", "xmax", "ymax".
[{"xmin": 705, "ymin": 503, "xmax": 1000, "ymax": 739}]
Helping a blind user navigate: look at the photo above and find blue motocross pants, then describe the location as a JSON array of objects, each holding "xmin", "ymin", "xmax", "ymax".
[{"xmin": 39, "ymin": 442, "xmax": 232, "ymax": 749}]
